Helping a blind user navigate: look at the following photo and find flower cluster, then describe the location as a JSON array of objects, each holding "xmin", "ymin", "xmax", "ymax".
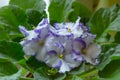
[{"xmin": 19, "ymin": 18, "xmax": 101, "ymax": 73}]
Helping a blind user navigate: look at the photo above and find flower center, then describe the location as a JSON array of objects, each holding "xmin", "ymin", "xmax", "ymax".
[
  {"xmin": 58, "ymin": 54, "xmax": 64, "ymax": 58},
  {"xmin": 82, "ymin": 49, "xmax": 87, "ymax": 54},
  {"xmin": 32, "ymin": 26, "xmax": 36, "ymax": 29},
  {"xmin": 39, "ymin": 40, "xmax": 44, "ymax": 46},
  {"xmin": 67, "ymin": 28, "xmax": 71, "ymax": 32}
]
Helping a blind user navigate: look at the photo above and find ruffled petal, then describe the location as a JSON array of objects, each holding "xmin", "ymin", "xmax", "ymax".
[
  {"xmin": 72, "ymin": 17, "xmax": 83, "ymax": 38},
  {"xmin": 71, "ymin": 52, "xmax": 84, "ymax": 62},
  {"xmin": 19, "ymin": 26, "xmax": 29, "ymax": 36},
  {"xmin": 72, "ymin": 38, "xmax": 86, "ymax": 54},
  {"xmin": 37, "ymin": 18, "xmax": 49, "ymax": 27},
  {"xmin": 82, "ymin": 33, "xmax": 96, "ymax": 47},
  {"xmin": 35, "ymin": 47, "xmax": 46, "ymax": 62},
  {"xmin": 59, "ymin": 60, "xmax": 71, "ymax": 73},
  {"xmin": 45, "ymin": 36, "xmax": 62, "ymax": 53},
  {"xmin": 22, "ymin": 40, "xmax": 40, "ymax": 56},
  {"xmin": 84, "ymin": 43, "xmax": 101, "ymax": 65},
  {"xmin": 35, "ymin": 18, "xmax": 50, "ymax": 40},
  {"xmin": 64, "ymin": 54, "xmax": 81, "ymax": 68},
  {"xmin": 45, "ymin": 53, "xmax": 58, "ymax": 67}
]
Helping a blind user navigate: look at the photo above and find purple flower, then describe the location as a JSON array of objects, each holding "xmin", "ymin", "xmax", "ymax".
[
  {"xmin": 72, "ymin": 32, "xmax": 101, "ymax": 65},
  {"xmin": 44, "ymin": 36, "xmax": 82, "ymax": 73},
  {"xmin": 19, "ymin": 17, "xmax": 101, "ymax": 73},
  {"xmin": 19, "ymin": 18, "xmax": 50, "ymax": 61},
  {"xmin": 52, "ymin": 17, "xmax": 84, "ymax": 39}
]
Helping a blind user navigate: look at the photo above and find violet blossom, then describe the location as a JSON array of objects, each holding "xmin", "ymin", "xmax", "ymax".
[{"xmin": 19, "ymin": 17, "xmax": 101, "ymax": 73}]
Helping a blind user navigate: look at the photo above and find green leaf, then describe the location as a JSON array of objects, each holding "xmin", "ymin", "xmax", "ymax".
[
  {"xmin": 68, "ymin": 1, "xmax": 92, "ymax": 23},
  {"xmin": 0, "ymin": 69, "xmax": 22, "ymax": 80},
  {"xmin": 0, "ymin": 5, "xmax": 30, "ymax": 41},
  {"xmin": 99, "ymin": 60, "xmax": 120, "ymax": 80},
  {"xmin": 0, "ymin": 25, "xmax": 9, "ymax": 40},
  {"xmin": 17, "ymin": 59, "xmax": 34, "ymax": 73},
  {"xmin": 0, "ymin": 58, "xmax": 18, "ymax": 76},
  {"xmin": 72, "ymin": 75, "xmax": 83, "ymax": 80},
  {"xmin": 20, "ymin": 77, "xmax": 33, "ymax": 80},
  {"xmin": 0, "ymin": 41, "xmax": 24, "ymax": 62},
  {"xmin": 114, "ymin": 31, "xmax": 120, "ymax": 43},
  {"xmin": 34, "ymin": 71, "xmax": 50, "ymax": 80},
  {"xmin": 69, "ymin": 63, "xmax": 85, "ymax": 75},
  {"xmin": 97, "ymin": 44, "xmax": 120, "ymax": 70},
  {"xmin": 54, "ymin": 73, "xmax": 66, "ymax": 80},
  {"xmin": 76, "ymin": 68, "xmax": 98, "ymax": 80},
  {"xmin": 0, "ymin": 5, "xmax": 30, "ymax": 34},
  {"xmin": 26, "ymin": 9, "xmax": 47, "ymax": 26},
  {"xmin": 34, "ymin": 67, "xmax": 52, "ymax": 80},
  {"xmin": 48, "ymin": 0, "xmax": 75, "ymax": 23},
  {"xmin": 0, "ymin": 24, "xmax": 23, "ymax": 41},
  {"xmin": 26, "ymin": 57, "xmax": 48, "ymax": 70},
  {"xmin": 10, "ymin": 0, "xmax": 46, "ymax": 13},
  {"xmin": 89, "ymin": 4, "xmax": 120, "ymax": 42}
]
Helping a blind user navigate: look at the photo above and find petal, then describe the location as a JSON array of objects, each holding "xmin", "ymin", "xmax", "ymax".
[
  {"xmin": 64, "ymin": 54, "xmax": 81, "ymax": 68},
  {"xmin": 57, "ymin": 28, "xmax": 71, "ymax": 36},
  {"xmin": 82, "ymin": 33, "xmax": 96, "ymax": 47},
  {"xmin": 45, "ymin": 36, "xmax": 60, "ymax": 53},
  {"xmin": 73, "ymin": 17, "xmax": 81, "ymax": 29},
  {"xmin": 26, "ymin": 30, "xmax": 38, "ymax": 40},
  {"xmin": 71, "ymin": 52, "xmax": 84, "ymax": 62},
  {"xmin": 22, "ymin": 40, "xmax": 40, "ymax": 56},
  {"xmin": 34, "ymin": 19, "xmax": 50, "ymax": 40},
  {"xmin": 59, "ymin": 60, "xmax": 71, "ymax": 73},
  {"xmin": 52, "ymin": 59, "xmax": 62, "ymax": 68},
  {"xmin": 38, "ymin": 18, "xmax": 48, "ymax": 26},
  {"xmin": 72, "ymin": 38, "xmax": 86, "ymax": 54},
  {"xmin": 35, "ymin": 47, "xmax": 46, "ymax": 62},
  {"xmin": 64, "ymin": 39, "xmax": 73, "ymax": 54},
  {"xmin": 45, "ymin": 54, "xmax": 58, "ymax": 67},
  {"xmin": 84, "ymin": 43, "xmax": 101, "ymax": 65},
  {"xmin": 54, "ymin": 23, "xmax": 63, "ymax": 30},
  {"xmin": 20, "ymin": 40, "xmax": 25, "ymax": 45},
  {"xmin": 72, "ymin": 29, "xmax": 83, "ymax": 38},
  {"xmin": 45, "ymin": 36, "xmax": 65, "ymax": 54},
  {"xmin": 19, "ymin": 26, "xmax": 29, "ymax": 36},
  {"xmin": 35, "ymin": 27, "xmax": 49, "ymax": 40},
  {"xmin": 75, "ymin": 17, "xmax": 81, "ymax": 25},
  {"xmin": 72, "ymin": 17, "xmax": 83, "ymax": 38}
]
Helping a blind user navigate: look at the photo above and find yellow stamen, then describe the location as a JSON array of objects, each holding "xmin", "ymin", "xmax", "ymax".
[
  {"xmin": 32, "ymin": 26, "xmax": 36, "ymax": 29},
  {"xmin": 82, "ymin": 49, "xmax": 87, "ymax": 54},
  {"xmin": 67, "ymin": 28, "xmax": 71, "ymax": 32},
  {"xmin": 58, "ymin": 54, "xmax": 64, "ymax": 58},
  {"xmin": 23, "ymin": 38, "xmax": 26, "ymax": 41},
  {"xmin": 39, "ymin": 40, "xmax": 44, "ymax": 46}
]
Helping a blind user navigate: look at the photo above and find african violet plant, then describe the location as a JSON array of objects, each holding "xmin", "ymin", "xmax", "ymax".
[{"xmin": 0, "ymin": 0, "xmax": 120, "ymax": 80}]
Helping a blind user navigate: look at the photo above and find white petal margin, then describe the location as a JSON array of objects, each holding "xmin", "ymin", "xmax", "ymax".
[
  {"xmin": 19, "ymin": 25, "xmax": 38, "ymax": 40},
  {"xmin": 83, "ymin": 43, "xmax": 101, "ymax": 65},
  {"xmin": 72, "ymin": 17, "xmax": 83, "ymax": 38},
  {"xmin": 59, "ymin": 60, "xmax": 71, "ymax": 73},
  {"xmin": 22, "ymin": 41, "xmax": 40, "ymax": 56},
  {"xmin": 53, "ymin": 17, "xmax": 83, "ymax": 38}
]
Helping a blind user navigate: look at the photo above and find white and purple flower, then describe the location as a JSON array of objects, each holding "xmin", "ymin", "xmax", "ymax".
[
  {"xmin": 44, "ymin": 35, "xmax": 83, "ymax": 73},
  {"xmin": 52, "ymin": 17, "xmax": 88, "ymax": 39},
  {"xmin": 19, "ymin": 18, "xmax": 50, "ymax": 61},
  {"xmin": 19, "ymin": 17, "xmax": 101, "ymax": 73},
  {"xmin": 72, "ymin": 33, "xmax": 101, "ymax": 65}
]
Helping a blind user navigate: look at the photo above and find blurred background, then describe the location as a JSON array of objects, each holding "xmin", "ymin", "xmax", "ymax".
[
  {"xmin": 1, "ymin": 0, "xmax": 120, "ymax": 11},
  {"xmin": 0, "ymin": 0, "xmax": 9, "ymax": 7}
]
